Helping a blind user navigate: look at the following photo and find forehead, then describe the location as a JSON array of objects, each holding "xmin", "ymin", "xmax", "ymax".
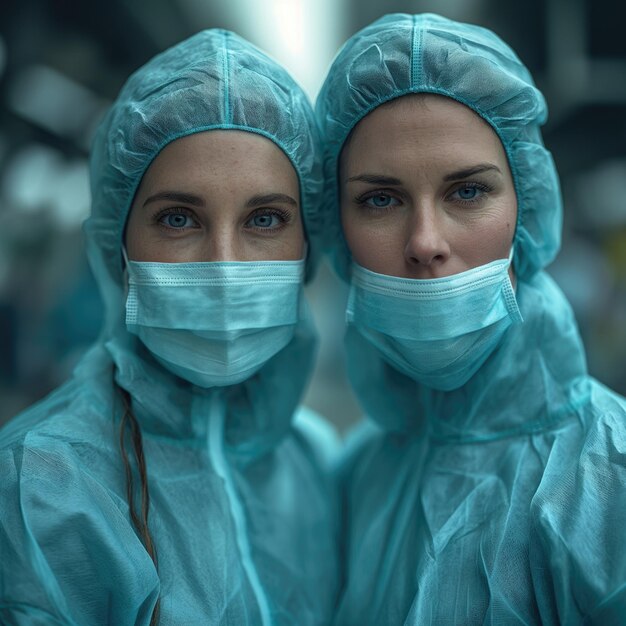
[
  {"xmin": 140, "ymin": 129, "xmax": 298, "ymax": 190},
  {"xmin": 342, "ymin": 94, "xmax": 507, "ymax": 171}
]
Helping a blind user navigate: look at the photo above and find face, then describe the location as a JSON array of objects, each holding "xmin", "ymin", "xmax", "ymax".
[
  {"xmin": 125, "ymin": 130, "xmax": 304, "ymax": 262},
  {"xmin": 340, "ymin": 94, "xmax": 517, "ymax": 279}
]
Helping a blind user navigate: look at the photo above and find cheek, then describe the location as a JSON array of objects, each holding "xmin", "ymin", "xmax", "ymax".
[
  {"xmin": 341, "ymin": 208, "xmax": 402, "ymax": 271},
  {"xmin": 453, "ymin": 197, "xmax": 517, "ymax": 268},
  {"xmin": 285, "ymin": 224, "xmax": 306, "ymax": 260},
  {"xmin": 253, "ymin": 218, "xmax": 305, "ymax": 261},
  {"xmin": 286, "ymin": 215, "xmax": 306, "ymax": 259},
  {"xmin": 457, "ymin": 221, "xmax": 512, "ymax": 264},
  {"xmin": 340, "ymin": 208, "xmax": 360, "ymax": 255},
  {"xmin": 341, "ymin": 208, "xmax": 374, "ymax": 266},
  {"xmin": 500, "ymin": 197, "xmax": 518, "ymax": 252},
  {"xmin": 124, "ymin": 206, "xmax": 145, "ymax": 259}
]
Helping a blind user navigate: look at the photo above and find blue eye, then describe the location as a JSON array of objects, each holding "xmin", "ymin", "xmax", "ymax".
[
  {"xmin": 248, "ymin": 211, "xmax": 284, "ymax": 229},
  {"xmin": 364, "ymin": 194, "xmax": 399, "ymax": 209},
  {"xmin": 457, "ymin": 186, "xmax": 478, "ymax": 200},
  {"xmin": 451, "ymin": 184, "xmax": 490, "ymax": 203},
  {"xmin": 159, "ymin": 211, "xmax": 195, "ymax": 229}
]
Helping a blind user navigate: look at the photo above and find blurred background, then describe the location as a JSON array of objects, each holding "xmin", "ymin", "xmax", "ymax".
[{"xmin": 0, "ymin": 0, "xmax": 625, "ymax": 433}]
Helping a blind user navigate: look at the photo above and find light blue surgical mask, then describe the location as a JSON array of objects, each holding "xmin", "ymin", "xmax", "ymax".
[
  {"xmin": 123, "ymin": 255, "xmax": 305, "ymax": 388},
  {"xmin": 346, "ymin": 252, "xmax": 523, "ymax": 391}
]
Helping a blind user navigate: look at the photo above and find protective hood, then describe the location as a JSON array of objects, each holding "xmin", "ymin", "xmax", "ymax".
[
  {"xmin": 316, "ymin": 13, "xmax": 587, "ymax": 437},
  {"xmin": 84, "ymin": 29, "xmax": 325, "ymax": 457},
  {"xmin": 316, "ymin": 12, "xmax": 562, "ymax": 281},
  {"xmin": 318, "ymin": 17, "xmax": 626, "ymax": 625}
]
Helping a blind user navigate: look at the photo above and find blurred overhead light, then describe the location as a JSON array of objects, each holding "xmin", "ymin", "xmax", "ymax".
[
  {"xmin": 177, "ymin": 0, "xmax": 344, "ymax": 101},
  {"xmin": 549, "ymin": 236, "xmax": 613, "ymax": 319},
  {"xmin": 7, "ymin": 65, "xmax": 108, "ymax": 149},
  {"xmin": 573, "ymin": 159, "xmax": 626, "ymax": 229},
  {"xmin": 255, "ymin": 0, "xmax": 341, "ymax": 99},
  {"xmin": 2, "ymin": 144, "xmax": 90, "ymax": 231},
  {"xmin": 270, "ymin": 0, "xmax": 305, "ymax": 56}
]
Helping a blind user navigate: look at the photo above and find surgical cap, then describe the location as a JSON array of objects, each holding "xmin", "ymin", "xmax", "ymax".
[
  {"xmin": 87, "ymin": 30, "xmax": 324, "ymax": 335},
  {"xmin": 316, "ymin": 13, "xmax": 562, "ymax": 281}
]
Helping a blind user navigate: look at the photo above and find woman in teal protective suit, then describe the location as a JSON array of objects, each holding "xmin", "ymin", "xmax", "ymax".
[
  {"xmin": 316, "ymin": 13, "xmax": 626, "ymax": 625},
  {"xmin": 0, "ymin": 31, "xmax": 339, "ymax": 625}
]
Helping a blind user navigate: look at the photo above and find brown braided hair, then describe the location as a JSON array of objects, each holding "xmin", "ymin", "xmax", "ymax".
[{"xmin": 118, "ymin": 384, "xmax": 161, "ymax": 625}]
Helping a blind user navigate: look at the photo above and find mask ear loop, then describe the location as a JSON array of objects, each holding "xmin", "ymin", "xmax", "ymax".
[
  {"xmin": 507, "ymin": 245, "xmax": 518, "ymax": 292},
  {"xmin": 502, "ymin": 245, "xmax": 522, "ymax": 321},
  {"xmin": 121, "ymin": 247, "xmax": 131, "ymax": 298}
]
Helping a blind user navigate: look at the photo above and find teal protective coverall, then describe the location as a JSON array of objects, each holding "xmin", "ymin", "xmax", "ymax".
[
  {"xmin": 316, "ymin": 13, "xmax": 626, "ymax": 625},
  {"xmin": 0, "ymin": 30, "xmax": 338, "ymax": 625}
]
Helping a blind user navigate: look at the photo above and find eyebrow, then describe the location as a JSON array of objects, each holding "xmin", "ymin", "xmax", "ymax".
[
  {"xmin": 246, "ymin": 193, "xmax": 298, "ymax": 208},
  {"xmin": 142, "ymin": 191, "xmax": 298, "ymax": 209},
  {"xmin": 443, "ymin": 164, "xmax": 502, "ymax": 181},
  {"xmin": 346, "ymin": 164, "xmax": 502, "ymax": 187},
  {"xmin": 346, "ymin": 174, "xmax": 403, "ymax": 185},
  {"xmin": 143, "ymin": 191, "xmax": 205, "ymax": 207}
]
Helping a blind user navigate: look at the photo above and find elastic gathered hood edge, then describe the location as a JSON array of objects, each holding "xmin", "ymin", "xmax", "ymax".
[{"xmin": 315, "ymin": 13, "xmax": 562, "ymax": 282}]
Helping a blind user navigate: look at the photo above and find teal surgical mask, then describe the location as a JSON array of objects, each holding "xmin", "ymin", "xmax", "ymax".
[
  {"xmin": 346, "ymin": 252, "xmax": 523, "ymax": 391},
  {"xmin": 124, "ymin": 255, "xmax": 305, "ymax": 388}
]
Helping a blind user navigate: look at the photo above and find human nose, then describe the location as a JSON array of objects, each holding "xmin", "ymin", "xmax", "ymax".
[
  {"xmin": 202, "ymin": 227, "xmax": 241, "ymax": 262},
  {"xmin": 403, "ymin": 205, "xmax": 451, "ymax": 272}
]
